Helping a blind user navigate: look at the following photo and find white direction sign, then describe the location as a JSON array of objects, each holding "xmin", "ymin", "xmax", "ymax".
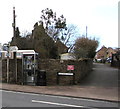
[{"xmin": 58, "ymin": 73, "xmax": 73, "ymax": 76}]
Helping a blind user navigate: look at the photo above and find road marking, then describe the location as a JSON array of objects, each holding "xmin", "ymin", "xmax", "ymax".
[
  {"xmin": 32, "ymin": 99, "xmax": 84, "ymax": 108},
  {"xmin": 32, "ymin": 100, "xmax": 99, "ymax": 109},
  {"xmin": 1, "ymin": 90, "xmax": 111, "ymax": 103}
]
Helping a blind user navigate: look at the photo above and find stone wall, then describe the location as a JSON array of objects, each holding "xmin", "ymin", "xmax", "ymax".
[
  {"xmin": 2, "ymin": 60, "xmax": 7, "ymax": 82},
  {"xmin": 111, "ymin": 53, "xmax": 120, "ymax": 69},
  {"xmin": 2, "ymin": 58, "xmax": 93, "ymax": 85},
  {"xmin": 38, "ymin": 59, "xmax": 93, "ymax": 85},
  {"xmin": 2, "ymin": 59, "xmax": 22, "ymax": 84}
]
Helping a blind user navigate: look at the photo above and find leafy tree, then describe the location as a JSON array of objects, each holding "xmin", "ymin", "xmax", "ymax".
[{"xmin": 74, "ymin": 36, "xmax": 99, "ymax": 59}]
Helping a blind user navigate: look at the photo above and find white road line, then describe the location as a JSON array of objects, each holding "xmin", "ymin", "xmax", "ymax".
[
  {"xmin": 32, "ymin": 100, "xmax": 99, "ymax": 109},
  {"xmin": 32, "ymin": 99, "xmax": 85, "ymax": 108},
  {"xmin": 1, "ymin": 90, "xmax": 108, "ymax": 103}
]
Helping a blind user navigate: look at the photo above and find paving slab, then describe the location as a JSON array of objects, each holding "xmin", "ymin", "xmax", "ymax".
[{"xmin": 0, "ymin": 83, "xmax": 118, "ymax": 102}]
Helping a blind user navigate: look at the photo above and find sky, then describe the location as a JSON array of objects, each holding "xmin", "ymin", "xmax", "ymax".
[{"xmin": 0, "ymin": 0, "xmax": 119, "ymax": 50}]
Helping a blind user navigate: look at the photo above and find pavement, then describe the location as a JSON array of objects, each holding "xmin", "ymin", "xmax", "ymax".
[
  {"xmin": 0, "ymin": 83, "xmax": 118, "ymax": 102},
  {"xmin": 0, "ymin": 63, "xmax": 119, "ymax": 102}
]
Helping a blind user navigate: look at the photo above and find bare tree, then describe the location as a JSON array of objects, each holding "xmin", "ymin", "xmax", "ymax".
[
  {"xmin": 20, "ymin": 30, "xmax": 31, "ymax": 37},
  {"xmin": 40, "ymin": 8, "xmax": 66, "ymax": 42}
]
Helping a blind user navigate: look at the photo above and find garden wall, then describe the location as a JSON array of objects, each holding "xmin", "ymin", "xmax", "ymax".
[
  {"xmin": 2, "ymin": 58, "xmax": 93, "ymax": 85},
  {"xmin": 2, "ymin": 59, "xmax": 22, "ymax": 84},
  {"xmin": 38, "ymin": 59, "xmax": 93, "ymax": 85}
]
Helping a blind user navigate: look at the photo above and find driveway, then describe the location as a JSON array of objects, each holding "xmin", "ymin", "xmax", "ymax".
[{"xmin": 80, "ymin": 63, "xmax": 118, "ymax": 87}]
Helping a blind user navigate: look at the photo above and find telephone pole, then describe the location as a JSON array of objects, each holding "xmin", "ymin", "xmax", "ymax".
[
  {"xmin": 12, "ymin": 7, "xmax": 16, "ymax": 38},
  {"xmin": 12, "ymin": 7, "xmax": 17, "ymax": 83},
  {"xmin": 86, "ymin": 26, "xmax": 87, "ymax": 38}
]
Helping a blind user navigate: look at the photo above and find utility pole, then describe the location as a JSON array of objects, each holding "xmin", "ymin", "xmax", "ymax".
[
  {"xmin": 86, "ymin": 26, "xmax": 87, "ymax": 38},
  {"xmin": 12, "ymin": 7, "xmax": 16, "ymax": 38},
  {"xmin": 12, "ymin": 7, "xmax": 17, "ymax": 83}
]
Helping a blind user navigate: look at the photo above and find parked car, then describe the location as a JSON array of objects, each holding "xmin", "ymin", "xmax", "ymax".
[
  {"xmin": 96, "ymin": 59, "xmax": 102, "ymax": 63},
  {"xmin": 106, "ymin": 57, "xmax": 112, "ymax": 63}
]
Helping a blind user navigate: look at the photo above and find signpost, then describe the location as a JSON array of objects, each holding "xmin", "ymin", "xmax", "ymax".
[
  {"xmin": 6, "ymin": 43, "xmax": 10, "ymax": 83},
  {"xmin": 58, "ymin": 73, "xmax": 74, "ymax": 76},
  {"xmin": 57, "ymin": 65, "xmax": 75, "ymax": 85},
  {"xmin": 67, "ymin": 65, "xmax": 74, "ymax": 71}
]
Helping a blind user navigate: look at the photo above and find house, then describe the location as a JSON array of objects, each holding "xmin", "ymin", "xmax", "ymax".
[
  {"xmin": 55, "ymin": 41, "xmax": 68, "ymax": 55},
  {"xmin": 95, "ymin": 46, "xmax": 117, "ymax": 61},
  {"xmin": 60, "ymin": 53, "xmax": 76, "ymax": 60},
  {"xmin": 111, "ymin": 48, "xmax": 120, "ymax": 68},
  {"xmin": 106, "ymin": 47, "xmax": 116, "ymax": 58},
  {"xmin": 95, "ymin": 45, "xmax": 107, "ymax": 60}
]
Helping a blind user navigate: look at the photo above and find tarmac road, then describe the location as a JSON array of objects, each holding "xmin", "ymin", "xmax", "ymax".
[
  {"xmin": 80, "ymin": 63, "xmax": 118, "ymax": 87},
  {"xmin": 0, "ymin": 60, "xmax": 2, "ymax": 82},
  {"xmin": 1, "ymin": 62, "xmax": 119, "ymax": 108},
  {"xmin": 1, "ymin": 90, "xmax": 118, "ymax": 108}
]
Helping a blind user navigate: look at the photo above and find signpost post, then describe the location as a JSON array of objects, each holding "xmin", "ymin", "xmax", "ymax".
[
  {"xmin": 6, "ymin": 43, "xmax": 10, "ymax": 83},
  {"xmin": 57, "ymin": 65, "xmax": 75, "ymax": 85}
]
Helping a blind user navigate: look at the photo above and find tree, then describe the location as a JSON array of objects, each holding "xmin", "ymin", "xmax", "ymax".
[
  {"xmin": 15, "ymin": 27, "xmax": 20, "ymax": 38},
  {"xmin": 74, "ymin": 36, "xmax": 99, "ymax": 59},
  {"xmin": 20, "ymin": 30, "xmax": 31, "ymax": 38},
  {"xmin": 10, "ymin": 22, "xmax": 59, "ymax": 59},
  {"xmin": 60, "ymin": 24, "xmax": 79, "ymax": 51},
  {"xmin": 10, "ymin": 27, "xmax": 33, "ymax": 50},
  {"xmin": 32, "ymin": 22, "xmax": 58, "ymax": 59},
  {"xmin": 40, "ymin": 8, "xmax": 67, "ymax": 42},
  {"xmin": 40, "ymin": 8, "xmax": 80, "ymax": 51}
]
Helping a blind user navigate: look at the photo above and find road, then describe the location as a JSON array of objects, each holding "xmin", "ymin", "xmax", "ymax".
[
  {"xmin": 80, "ymin": 63, "xmax": 118, "ymax": 87},
  {"xmin": 0, "ymin": 60, "xmax": 2, "ymax": 82},
  {"xmin": 1, "ymin": 90, "xmax": 118, "ymax": 108},
  {"xmin": 1, "ymin": 62, "xmax": 119, "ymax": 108}
]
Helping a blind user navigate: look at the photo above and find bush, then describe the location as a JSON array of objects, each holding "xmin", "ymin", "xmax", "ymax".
[{"xmin": 74, "ymin": 36, "xmax": 99, "ymax": 59}]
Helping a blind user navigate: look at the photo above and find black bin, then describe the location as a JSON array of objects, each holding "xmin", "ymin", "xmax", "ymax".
[{"xmin": 36, "ymin": 70, "xmax": 46, "ymax": 86}]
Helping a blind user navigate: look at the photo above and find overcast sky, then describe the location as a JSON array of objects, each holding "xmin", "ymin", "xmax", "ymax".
[{"xmin": 0, "ymin": 0, "xmax": 118, "ymax": 49}]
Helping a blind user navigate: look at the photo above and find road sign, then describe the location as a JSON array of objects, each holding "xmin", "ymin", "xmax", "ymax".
[
  {"xmin": 67, "ymin": 65, "xmax": 74, "ymax": 70},
  {"xmin": 58, "ymin": 72, "xmax": 74, "ymax": 76}
]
